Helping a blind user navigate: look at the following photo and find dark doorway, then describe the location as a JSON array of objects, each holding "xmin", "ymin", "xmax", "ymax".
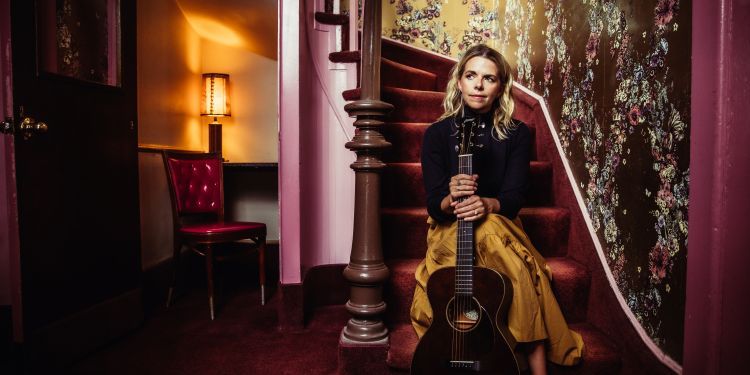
[{"xmin": 7, "ymin": 0, "xmax": 141, "ymax": 370}]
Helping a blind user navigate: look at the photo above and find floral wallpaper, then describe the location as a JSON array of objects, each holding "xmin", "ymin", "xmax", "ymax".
[
  {"xmin": 53, "ymin": 0, "xmax": 113, "ymax": 85},
  {"xmin": 381, "ymin": 0, "xmax": 690, "ymax": 362}
]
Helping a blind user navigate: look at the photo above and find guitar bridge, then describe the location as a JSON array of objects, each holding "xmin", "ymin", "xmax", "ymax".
[{"xmin": 448, "ymin": 360, "xmax": 480, "ymax": 371}]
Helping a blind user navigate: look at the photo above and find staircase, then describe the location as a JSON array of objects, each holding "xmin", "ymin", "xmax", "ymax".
[
  {"xmin": 333, "ymin": 39, "xmax": 622, "ymax": 373},
  {"xmin": 314, "ymin": 4, "xmax": 622, "ymax": 373}
]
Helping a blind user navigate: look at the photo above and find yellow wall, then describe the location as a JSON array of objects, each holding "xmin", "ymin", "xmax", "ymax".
[
  {"xmin": 382, "ymin": 0, "xmax": 500, "ymax": 58},
  {"xmin": 137, "ymin": 0, "xmax": 279, "ymax": 269},
  {"xmin": 137, "ymin": 0, "xmax": 202, "ymax": 150}
]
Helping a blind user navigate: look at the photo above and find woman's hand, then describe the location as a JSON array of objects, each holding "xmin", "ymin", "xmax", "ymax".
[
  {"xmin": 453, "ymin": 195, "xmax": 498, "ymax": 221},
  {"xmin": 440, "ymin": 174, "xmax": 500, "ymax": 221},
  {"xmin": 448, "ymin": 174, "xmax": 478, "ymax": 201},
  {"xmin": 440, "ymin": 174, "xmax": 477, "ymax": 215}
]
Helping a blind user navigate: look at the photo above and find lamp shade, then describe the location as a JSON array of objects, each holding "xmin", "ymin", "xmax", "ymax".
[{"xmin": 201, "ymin": 73, "xmax": 231, "ymax": 117}]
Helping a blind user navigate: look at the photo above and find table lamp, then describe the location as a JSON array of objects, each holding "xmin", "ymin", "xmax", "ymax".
[{"xmin": 201, "ymin": 73, "xmax": 231, "ymax": 155}]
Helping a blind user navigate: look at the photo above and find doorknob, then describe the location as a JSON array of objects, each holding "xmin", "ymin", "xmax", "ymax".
[{"xmin": 1, "ymin": 115, "xmax": 48, "ymax": 139}]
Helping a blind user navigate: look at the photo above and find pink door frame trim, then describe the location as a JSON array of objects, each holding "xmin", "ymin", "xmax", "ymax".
[
  {"xmin": 684, "ymin": 0, "xmax": 750, "ymax": 373},
  {"xmin": 278, "ymin": 0, "xmax": 302, "ymax": 284},
  {"xmin": 0, "ymin": 0, "xmax": 24, "ymax": 342}
]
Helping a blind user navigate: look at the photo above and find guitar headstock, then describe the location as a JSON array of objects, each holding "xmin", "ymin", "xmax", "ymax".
[{"xmin": 457, "ymin": 116, "xmax": 479, "ymax": 156}]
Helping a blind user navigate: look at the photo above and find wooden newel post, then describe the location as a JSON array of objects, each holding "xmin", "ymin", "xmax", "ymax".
[{"xmin": 341, "ymin": 0, "xmax": 392, "ymax": 344}]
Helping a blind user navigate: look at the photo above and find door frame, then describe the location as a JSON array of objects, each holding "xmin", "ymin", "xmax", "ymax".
[{"xmin": 0, "ymin": 0, "xmax": 23, "ymax": 344}]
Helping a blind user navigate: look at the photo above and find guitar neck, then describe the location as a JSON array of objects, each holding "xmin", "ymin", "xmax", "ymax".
[{"xmin": 456, "ymin": 153, "xmax": 474, "ymax": 297}]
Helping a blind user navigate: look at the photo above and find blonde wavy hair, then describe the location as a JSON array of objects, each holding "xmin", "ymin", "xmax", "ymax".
[{"xmin": 438, "ymin": 44, "xmax": 516, "ymax": 140}]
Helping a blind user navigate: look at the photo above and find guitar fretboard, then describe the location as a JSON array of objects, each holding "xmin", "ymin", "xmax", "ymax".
[{"xmin": 456, "ymin": 153, "xmax": 474, "ymax": 297}]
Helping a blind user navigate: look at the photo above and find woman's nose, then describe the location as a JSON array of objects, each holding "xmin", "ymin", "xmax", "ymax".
[{"xmin": 474, "ymin": 80, "xmax": 483, "ymax": 90}]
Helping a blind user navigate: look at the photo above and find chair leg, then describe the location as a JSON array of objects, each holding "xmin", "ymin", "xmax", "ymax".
[
  {"xmin": 258, "ymin": 236, "xmax": 267, "ymax": 305},
  {"xmin": 166, "ymin": 240, "xmax": 182, "ymax": 308},
  {"xmin": 205, "ymin": 245, "xmax": 215, "ymax": 320}
]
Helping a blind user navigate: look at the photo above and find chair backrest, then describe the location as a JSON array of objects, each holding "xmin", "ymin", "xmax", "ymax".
[{"xmin": 162, "ymin": 151, "xmax": 224, "ymax": 222}]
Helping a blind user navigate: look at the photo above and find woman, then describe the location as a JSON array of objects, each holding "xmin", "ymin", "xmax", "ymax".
[{"xmin": 410, "ymin": 44, "xmax": 584, "ymax": 374}]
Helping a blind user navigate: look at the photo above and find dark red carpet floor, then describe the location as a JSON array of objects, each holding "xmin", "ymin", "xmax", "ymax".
[{"xmin": 68, "ymin": 286, "xmax": 347, "ymax": 375}]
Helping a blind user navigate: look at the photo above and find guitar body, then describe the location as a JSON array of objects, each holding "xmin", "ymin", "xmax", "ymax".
[{"xmin": 411, "ymin": 266, "xmax": 521, "ymax": 374}]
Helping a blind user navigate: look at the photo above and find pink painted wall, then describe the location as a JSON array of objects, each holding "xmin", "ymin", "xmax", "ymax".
[
  {"xmin": 684, "ymin": 0, "xmax": 750, "ymax": 373},
  {"xmin": 279, "ymin": 0, "xmax": 358, "ymax": 284},
  {"xmin": 299, "ymin": 0, "xmax": 357, "ymax": 273}
]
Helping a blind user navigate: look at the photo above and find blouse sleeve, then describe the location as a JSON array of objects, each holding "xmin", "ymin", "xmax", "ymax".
[
  {"xmin": 421, "ymin": 123, "xmax": 454, "ymax": 223},
  {"xmin": 497, "ymin": 123, "xmax": 531, "ymax": 219}
]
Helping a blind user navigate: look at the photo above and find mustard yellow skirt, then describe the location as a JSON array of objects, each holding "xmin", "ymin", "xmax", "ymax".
[{"xmin": 410, "ymin": 214, "xmax": 584, "ymax": 366}]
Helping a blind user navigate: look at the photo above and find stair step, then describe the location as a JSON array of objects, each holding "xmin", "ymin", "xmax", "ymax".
[
  {"xmin": 385, "ymin": 88, "xmax": 444, "ymax": 122},
  {"xmin": 343, "ymin": 87, "xmax": 445, "ymax": 123},
  {"xmin": 381, "ymin": 163, "xmax": 425, "ymax": 208},
  {"xmin": 381, "ymin": 206, "xmax": 570, "ymax": 259},
  {"xmin": 381, "ymin": 161, "xmax": 553, "ymax": 208},
  {"xmin": 314, "ymin": 12, "xmax": 348, "ymax": 25},
  {"xmin": 386, "ymin": 322, "xmax": 621, "ymax": 374},
  {"xmin": 517, "ymin": 207, "xmax": 570, "ymax": 258},
  {"xmin": 381, "ymin": 207, "xmax": 430, "ymax": 260},
  {"xmin": 528, "ymin": 159, "xmax": 552, "ymax": 206},
  {"xmin": 545, "ymin": 257, "xmax": 590, "ymax": 323},
  {"xmin": 384, "ymin": 256, "xmax": 589, "ymax": 326},
  {"xmin": 330, "ymin": 52, "xmax": 439, "ymax": 91},
  {"xmin": 329, "ymin": 50, "xmax": 360, "ymax": 63},
  {"xmin": 381, "ymin": 122, "xmax": 430, "ymax": 163},
  {"xmin": 382, "ymin": 38, "xmax": 456, "ymax": 90},
  {"xmin": 342, "ymin": 88, "xmax": 359, "ymax": 101},
  {"xmin": 383, "ymin": 259, "xmax": 422, "ymax": 324},
  {"xmin": 381, "ymin": 121, "xmax": 537, "ymax": 163},
  {"xmin": 382, "ymin": 58, "xmax": 439, "ymax": 92}
]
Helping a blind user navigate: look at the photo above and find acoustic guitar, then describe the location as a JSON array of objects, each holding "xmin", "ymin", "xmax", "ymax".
[{"xmin": 411, "ymin": 116, "xmax": 522, "ymax": 374}]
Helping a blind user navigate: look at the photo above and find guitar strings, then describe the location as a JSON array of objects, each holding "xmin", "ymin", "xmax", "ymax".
[
  {"xmin": 454, "ymin": 120, "xmax": 475, "ymax": 365},
  {"xmin": 459, "ymin": 152, "xmax": 472, "ymax": 363}
]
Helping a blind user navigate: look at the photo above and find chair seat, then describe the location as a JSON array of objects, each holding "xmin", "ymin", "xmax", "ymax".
[
  {"xmin": 180, "ymin": 221, "xmax": 266, "ymax": 243},
  {"xmin": 180, "ymin": 221, "xmax": 265, "ymax": 234}
]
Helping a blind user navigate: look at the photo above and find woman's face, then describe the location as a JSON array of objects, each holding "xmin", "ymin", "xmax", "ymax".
[{"xmin": 457, "ymin": 56, "xmax": 502, "ymax": 114}]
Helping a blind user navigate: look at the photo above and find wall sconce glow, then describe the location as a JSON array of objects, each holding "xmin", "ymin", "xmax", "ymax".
[
  {"xmin": 183, "ymin": 14, "xmax": 244, "ymax": 47},
  {"xmin": 201, "ymin": 73, "xmax": 231, "ymax": 156}
]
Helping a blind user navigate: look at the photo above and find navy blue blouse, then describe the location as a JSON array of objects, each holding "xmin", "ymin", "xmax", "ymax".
[{"xmin": 420, "ymin": 110, "xmax": 531, "ymax": 223}]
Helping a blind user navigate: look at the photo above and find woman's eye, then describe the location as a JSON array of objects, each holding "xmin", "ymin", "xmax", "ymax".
[{"xmin": 485, "ymin": 77, "xmax": 496, "ymax": 83}]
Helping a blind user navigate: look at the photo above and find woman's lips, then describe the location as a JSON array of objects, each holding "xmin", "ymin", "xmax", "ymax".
[{"xmin": 469, "ymin": 95, "xmax": 486, "ymax": 100}]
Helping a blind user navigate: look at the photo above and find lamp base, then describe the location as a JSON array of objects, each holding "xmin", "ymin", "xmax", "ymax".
[{"xmin": 208, "ymin": 123, "xmax": 222, "ymax": 156}]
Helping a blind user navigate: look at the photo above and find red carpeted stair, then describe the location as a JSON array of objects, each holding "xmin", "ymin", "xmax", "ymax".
[{"xmin": 331, "ymin": 37, "xmax": 623, "ymax": 373}]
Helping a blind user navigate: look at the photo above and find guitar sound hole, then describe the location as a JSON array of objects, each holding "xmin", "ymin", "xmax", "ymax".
[{"xmin": 445, "ymin": 297, "xmax": 482, "ymax": 332}]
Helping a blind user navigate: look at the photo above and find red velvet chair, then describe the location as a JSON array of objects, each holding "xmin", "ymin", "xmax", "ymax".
[{"xmin": 162, "ymin": 151, "xmax": 267, "ymax": 320}]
